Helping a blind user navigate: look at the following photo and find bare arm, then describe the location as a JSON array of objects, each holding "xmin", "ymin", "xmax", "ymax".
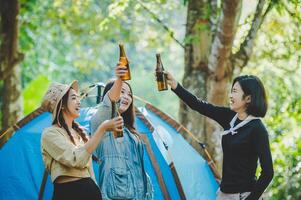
[
  {"xmin": 42, "ymin": 117, "xmax": 123, "ymax": 169},
  {"xmin": 84, "ymin": 116, "xmax": 123, "ymax": 154},
  {"xmin": 108, "ymin": 63, "xmax": 128, "ymax": 102}
]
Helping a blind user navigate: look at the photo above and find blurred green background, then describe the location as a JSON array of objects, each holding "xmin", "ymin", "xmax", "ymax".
[{"xmin": 0, "ymin": 0, "xmax": 300, "ymax": 199}]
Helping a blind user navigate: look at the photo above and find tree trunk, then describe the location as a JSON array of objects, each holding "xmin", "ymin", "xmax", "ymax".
[
  {"xmin": 181, "ymin": 0, "xmax": 242, "ymax": 172},
  {"xmin": 0, "ymin": 0, "xmax": 23, "ymax": 130},
  {"xmin": 180, "ymin": 0, "xmax": 211, "ymax": 159}
]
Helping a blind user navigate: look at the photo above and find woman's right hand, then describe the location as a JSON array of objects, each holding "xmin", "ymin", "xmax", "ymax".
[
  {"xmin": 165, "ymin": 71, "xmax": 178, "ymax": 90},
  {"xmin": 101, "ymin": 116, "xmax": 124, "ymax": 132},
  {"xmin": 85, "ymin": 116, "xmax": 124, "ymax": 154},
  {"xmin": 115, "ymin": 62, "xmax": 128, "ymax": 80}
]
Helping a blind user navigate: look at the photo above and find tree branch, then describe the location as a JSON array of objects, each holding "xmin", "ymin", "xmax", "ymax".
[
  {"xmin": 137, "ymin": 0, "xmax": 185, "ymax": 49},
  {"xmin": 231, "ymin": 0, "xmax": 272, "ymax": 71},
  {"xmin": 209, "ymin": 0, "xmax": 219, "ymax": 34},
  {"xmin": 283, "ymin": 3, "xmax": 301, "ymax": 22},
  {"xmin": 208, "ymin": 0, "xmax": 242, "ymax": 79}
]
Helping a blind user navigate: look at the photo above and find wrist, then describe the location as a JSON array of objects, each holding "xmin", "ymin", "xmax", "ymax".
[
  {"xmin": 171, "ymin": 81, "xmax": 178, "ymax": 90},
  {"xmin": 97, "ymin": 123, "xmax": 107, "ymax": 134},
  {"xmin": 116, "ymin": 77, "xmax": 122, "ymax": 82}
]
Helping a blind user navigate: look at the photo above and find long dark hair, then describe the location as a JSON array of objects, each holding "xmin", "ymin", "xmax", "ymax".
[
  {"xmin": 52, "ymin": 89, "xmax": 88, "ymax": 145},
  {"xmin": 103, "ymin": 79, "xmax": 138, "ymax": 135},
  {"xmin": 232, "ymin": 75, "xmax": 268, "ymax": 117}
]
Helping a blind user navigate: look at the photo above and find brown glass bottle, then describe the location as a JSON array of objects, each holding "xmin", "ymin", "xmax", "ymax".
[
  {"xmin": 119, "ymin": 44, "xmax": 131, "ymax": 81},
  {"xmin": 155, "ymin": 54, "xmax": 168, "ymax": 91},
  {"xmin": 111, "ymin": 101, "xmax": 123, "ymax": 138}
]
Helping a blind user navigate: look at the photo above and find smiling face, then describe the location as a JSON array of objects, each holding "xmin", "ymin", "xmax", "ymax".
[
  {"xmin": 62, "ymin": 89, "xmax": 81, "ymax": 119},
  {"xmin": 118, "ymin": 83, "xmax": 133, "ymax": 114},
  {"xmin": 229, "ymin": 82, "xmax": 251, "ymax": 114}
]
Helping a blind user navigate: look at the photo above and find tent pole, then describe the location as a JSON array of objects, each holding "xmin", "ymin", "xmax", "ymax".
[
  {"xmin": 136, "ymin": 106, "xmax": 187, "ymax": 200},
  {"xmin": 139, "ymin": 134, "xmax": 171, "ymax": 200},
  {"xmin": 38, "ymin": 170, "xmax": 48, "ymax": 200},
  {"xmin": 134, "ymin": 95, "xmax": 222, "ymax": 181},
  {"xmin": 164, "ymin": 143, "xmax": 187, "ymax": 200}
]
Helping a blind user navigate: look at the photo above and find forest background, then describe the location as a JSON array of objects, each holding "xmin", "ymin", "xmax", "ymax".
[{"xmin": 0, "ymin": 0, "xmax": 300, "ymax": 199}]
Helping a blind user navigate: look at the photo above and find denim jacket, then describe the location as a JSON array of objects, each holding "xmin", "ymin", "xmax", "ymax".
[{"xmin": 90, "ymin": 94, "xmax": 153, "ymax": 200}]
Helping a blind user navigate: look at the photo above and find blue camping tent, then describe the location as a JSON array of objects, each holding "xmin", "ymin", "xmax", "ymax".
[{"xmin": 0, "ymin": 100, "xmax": 219, "ymax": 200}]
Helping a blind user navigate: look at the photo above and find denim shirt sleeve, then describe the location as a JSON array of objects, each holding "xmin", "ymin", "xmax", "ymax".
[{"xmin": 90, "ymin": 93, "xmax": 112, "ymax": 134}]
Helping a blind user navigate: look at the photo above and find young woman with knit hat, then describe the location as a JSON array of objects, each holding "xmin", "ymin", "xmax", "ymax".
[{"xmin": 41, "ymin": 80, "xmax": 123, "ymax": 200}]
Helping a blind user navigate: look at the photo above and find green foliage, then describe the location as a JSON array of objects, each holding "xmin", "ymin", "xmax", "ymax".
[
  {"xmin": 19, "ymin": 0, "xmax": 185, "ymax": 80},
  {"xmin": 23, "ymin": 76, "xmax": 50, "ymax": 115},
  {"xmin": 18, "ymin": 0, "xmax": 185, "ymax": 119},
  {"xmin": 130, "ymin": 58, "xmax": 183, "ymax": 119}
]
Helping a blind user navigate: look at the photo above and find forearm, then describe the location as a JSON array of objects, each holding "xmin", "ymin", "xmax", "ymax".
[
  {"xmin": 171, "ymin": 83, "xmax": 201, "ymax": 111},
  {"xmin": 171, "ymin": 83, "xmax": 234, "ymax": 127},
  {"xmin": 84, "ymin": 125, "xmax": 106, "ymax": 154},
  {"xmin": 246, "ymin": 170, "xmax": 274, "ymax": 200},
  {"xmin": 108, "ymin": 78, "xmax": 122, "ymax": 102}
]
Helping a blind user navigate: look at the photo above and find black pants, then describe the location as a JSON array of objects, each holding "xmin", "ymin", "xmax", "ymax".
[{"xmin": 53, "ymin": 177, "xmax": 102, "ymax": 200}]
